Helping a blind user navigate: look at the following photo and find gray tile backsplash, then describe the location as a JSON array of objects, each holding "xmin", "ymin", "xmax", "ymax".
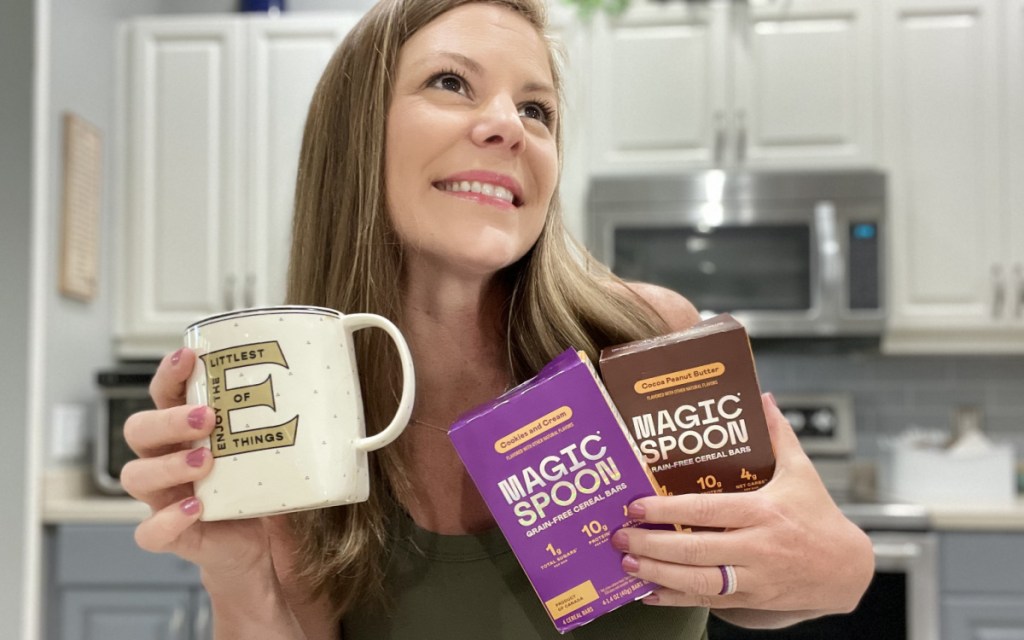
[{"xmin": 753, "ymin": 350, "xmax": 1024, "ymax": 458}]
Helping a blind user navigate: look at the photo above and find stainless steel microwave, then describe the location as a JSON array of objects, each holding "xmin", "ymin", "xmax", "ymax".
[{"xmin": 587, "ymin": 170, "xmax": 886, "ymax": 338}]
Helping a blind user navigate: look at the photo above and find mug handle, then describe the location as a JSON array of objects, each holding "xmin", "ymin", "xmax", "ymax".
[{"xmin": 341, "ymin": 313, "xmax": 416, "ymax": 452}]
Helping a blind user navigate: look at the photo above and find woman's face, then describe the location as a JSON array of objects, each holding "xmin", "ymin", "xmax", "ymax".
[{"xmin": 385, "ymin": 2, "xmax": 559, "ymax": 278}]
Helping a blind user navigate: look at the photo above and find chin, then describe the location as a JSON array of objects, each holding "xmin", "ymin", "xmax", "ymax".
[
  {"xmin": 412, "ymin": 240, "xmax": 534, "ymax": 279},
  {"xmin": 423, "ymin": 225, "xmax": 539, "ymax": 273},
  {"xmin": 453, "ymin": 247, "xmax": 530, "ymax": 277}
]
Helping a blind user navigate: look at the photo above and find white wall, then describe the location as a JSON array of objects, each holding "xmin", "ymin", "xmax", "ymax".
[
  {"xmin": 43, "ymin": 0, "xmax": 170, "ymax": 470},
  {"xmin": 1, "ymin": 0, "xmax": 35, "ymax": 636}
]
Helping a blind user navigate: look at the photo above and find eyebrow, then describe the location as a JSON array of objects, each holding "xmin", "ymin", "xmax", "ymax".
[{"xmin": 430, "ymin": 50, "xmax": 556, "ymax": 96}]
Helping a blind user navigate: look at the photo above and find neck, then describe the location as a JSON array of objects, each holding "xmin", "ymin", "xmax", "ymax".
[
  {"xmin": 396, "ymin": 255, "xmax": 512, "ymax": 534},
  {"xmin": 400, "ymin": 256, "xmax": 512, "ymax": 404}
]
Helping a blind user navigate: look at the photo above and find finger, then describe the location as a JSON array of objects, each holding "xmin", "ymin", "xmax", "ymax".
[
  {"xmin": 134, "ymin": 496, "xmax": 204, "ymax": 555},
  {"xmin": 641, "ymin": 588, "xmax": 749, "ymax": 609},
  {"xmin": 762, "ymin": 392, "xmax": 807, "ymax": 464},
  {"xmin": 150, "ymin": 348, "xmax": 197, "ymax": 410},
  {"xmin": 124, "ymin": 404, "xmax": 213, "ymax": 458},
  {"xmin": 629, "ymin": 491, "xmax": 771, "ymax": 530},
  {"xmin": 121, "ymin": 447, "xmax": 213, "ymax": 506},
  {"xmin": 613, "ymin": 528, "xmax": 751, "ymax": 567},
  {"xmin": 623, "ymin": 554, "xmax": 752, "ymax": 598}
]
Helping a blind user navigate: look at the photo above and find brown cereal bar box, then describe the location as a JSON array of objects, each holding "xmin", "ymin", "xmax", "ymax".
[{"xmin": 598, "ymin": 314, "xmax": 774, "ymax": 527}]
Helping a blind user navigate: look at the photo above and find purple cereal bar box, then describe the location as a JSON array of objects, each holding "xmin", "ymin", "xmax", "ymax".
[{"xmin": 449, "ymin": 348, "xmax": 667, "ymax": 633}]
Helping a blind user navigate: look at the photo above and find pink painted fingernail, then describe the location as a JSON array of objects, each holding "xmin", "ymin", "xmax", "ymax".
[
  {"xmin": 185, "ymin": 447, "xmax": 206, "ymax": 467},
  {"xmin": 611, "ymin": 529, "xmax": 629, "ymax": 552},
  {"xmin": 622, "ymin": 554, "xmax": 640, "ymax": 574},
  {"xmin": 627, "ymin": 502, "xmax": 646, "ymax": 520},
  {"xmin": 180, "ymin": 497, "xmax": 201, "ymax": 515},
  {"xmin": 187, "ymin": 406, "xmax": 207, "ymax": 429},
  {"xmin": 170, "ymin": 348, "xmax": 184, "ymax": 365},
  {"xmin": 766, "ymin": 392, "xmax": 777, "ymax": 408},
  {"xmin": 643, "ymin": 593, "xmax": 660, "ymax": 605}
]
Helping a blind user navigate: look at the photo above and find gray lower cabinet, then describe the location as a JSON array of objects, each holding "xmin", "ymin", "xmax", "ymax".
[
  {"xmin": 941, "ymin": 532, "xmax": 1024, "ymax": 640},
  {"xmin": 944, "ymin": 597, "xmax": 1024, "ymax": 640},
  {"xmin": 47, "ymin": 524, "xmax": 210, "ymax": 640}
]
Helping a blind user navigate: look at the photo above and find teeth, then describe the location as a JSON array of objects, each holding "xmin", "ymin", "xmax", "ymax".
[{"xmin": 441, "ymin": 180, "xmax": 516, "ymax": 204}]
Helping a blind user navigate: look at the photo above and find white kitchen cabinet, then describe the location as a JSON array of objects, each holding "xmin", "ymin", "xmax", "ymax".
[
  {"xmin": 587, "ymin": 0, "xmax": 877, "ymax": 175},
  {"xmin": 882, "ymin": 0, "xmax": 1024, "ymax": 353},
  {"xmin": 114, "ymin": 15, "xmax": 357, "ymax": 358}
]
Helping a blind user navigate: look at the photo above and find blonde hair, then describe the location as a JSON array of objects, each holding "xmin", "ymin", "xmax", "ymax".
[{"xmin": 285, "ymin": 0, "xmax": 665, "ymax": 616}]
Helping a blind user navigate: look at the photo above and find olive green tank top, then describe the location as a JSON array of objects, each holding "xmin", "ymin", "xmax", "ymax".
[{"xmin": 340, "ymin": 509, "xmax": 709, "ymax": 640}]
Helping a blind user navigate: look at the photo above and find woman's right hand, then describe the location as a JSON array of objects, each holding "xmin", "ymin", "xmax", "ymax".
[{"xmin": 121, "ymin": 347, "xmax": 274, "ymax": 580}]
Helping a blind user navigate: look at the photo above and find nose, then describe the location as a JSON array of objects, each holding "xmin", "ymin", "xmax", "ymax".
[{"xmin": 471, "ymin": 94, "xmax": 525, "ymax": 154}]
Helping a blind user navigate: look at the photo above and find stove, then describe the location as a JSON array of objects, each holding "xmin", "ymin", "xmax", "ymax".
[{"xmin": 774, "ymin": 392, "xmax": 931, "ymax": 531}]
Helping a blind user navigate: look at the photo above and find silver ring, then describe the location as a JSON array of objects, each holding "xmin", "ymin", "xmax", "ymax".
[{"xmin": 718, "ymin": 564, "xmax": 737, "ymax": 596}]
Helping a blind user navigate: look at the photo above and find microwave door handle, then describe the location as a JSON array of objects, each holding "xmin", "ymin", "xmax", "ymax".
[
  {"xmin": 814, "ymin": 201, "xmax": 844, "ymax": 314},
  {"xmin": 735, "ymin": 109, "xmax": 747, "ymax": 165},
  {"xmin": 1017, "ymin": 263, "xmax": 1024, "ymax": 319},
  {"xmin": 992, "ymin": 263, "xmax": 1006, "ymax": 319}
]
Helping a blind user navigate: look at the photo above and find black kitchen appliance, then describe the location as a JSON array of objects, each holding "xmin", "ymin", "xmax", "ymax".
[{"xmin": 94, "ymin": 365, "xmax": 157, "ymax": 494}]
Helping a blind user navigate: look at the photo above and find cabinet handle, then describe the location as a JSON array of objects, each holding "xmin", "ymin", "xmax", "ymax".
[
  {"xmin": 713, "ymin": 110, "xmax": 726, "ymax": 167},
  {"xmin": 194, "ymin": 595, "xmax": 212, "ymax": 640},
  {"xmin": 168, "ymin": 604, "xmax": 187, "ymax": 639},
  {"xmin": 244, "ymin": 273, "xmax": 255, "ymax": 308},
  {"xmin": 712, "ymin": 111, "xmax": 729, "ymax": 166},
  {"xmin": 224, "ymin": 274, "xmax": 236, "ymax": 310},
  {"xmin": 1015, "ymin": 263, "xmax": 1023, "ymax": 320},
  {"xmin": 992, "ymin": 264, "xmax": 1006, "ymax": 319},
  {"xmin": 735, "ymin": 109, "xmax": 747, "ymax": 164}
]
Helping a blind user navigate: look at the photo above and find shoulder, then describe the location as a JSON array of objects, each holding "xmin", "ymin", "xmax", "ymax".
[{"xmin": 612, "ymin": 280, "xmax": 701, "ymax": 333}]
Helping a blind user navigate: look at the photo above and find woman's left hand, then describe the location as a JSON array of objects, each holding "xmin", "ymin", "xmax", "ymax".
[{"xmin": 612, "ymin": 393, "xmax": 874, "ymax": 624}]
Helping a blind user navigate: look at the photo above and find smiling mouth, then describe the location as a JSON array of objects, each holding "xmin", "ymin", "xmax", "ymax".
[{"xmin": 434, "ymin": 180, "xmax": 522, "ymax": 207}]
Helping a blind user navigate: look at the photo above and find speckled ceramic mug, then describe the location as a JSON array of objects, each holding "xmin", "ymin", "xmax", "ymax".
[{"xmin": 184, "ymin": 306, "xmax": 415, "ymax": 521}]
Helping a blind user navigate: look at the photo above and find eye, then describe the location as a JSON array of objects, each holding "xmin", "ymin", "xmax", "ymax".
[
  {"xmin": 519, "ymin": 101, "xmax": 555, "ymax": 128},
  {"xmin": 427, "ymin": 70, "xmax": 470, "ymax": 97}
]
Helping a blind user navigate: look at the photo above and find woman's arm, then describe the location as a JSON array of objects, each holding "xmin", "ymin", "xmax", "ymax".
[
  {"xmin": 197, "ymin": 516, "xmax": 340, "ymax": 640},
  {"xmin": 123, "ymin": 348, "xmax": 334, "ymax": 640},
  {"xmin": 264, "ymin": 516, "xmax": 343, "ymax": 640},
  {"xmin": 614, "ymin": 395, "xmax": 874, "ymax": 627},
  {"xmin": 621, "ymin": 282, "xmax": 875, "ymax": 628}
]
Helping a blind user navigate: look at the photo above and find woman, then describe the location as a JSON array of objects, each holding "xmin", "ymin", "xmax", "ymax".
[{"xmin": 122, "ymin": 0, "xmax": 874, "ymax": 637}]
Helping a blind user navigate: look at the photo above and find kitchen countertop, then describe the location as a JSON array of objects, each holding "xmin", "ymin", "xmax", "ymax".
[
  {"xmin": 927, "ymin": 500, "xmax": 1024, "ymax": 530},
  {"xmin": 42, "ymin": 466, "xmax": 148, "ymax": 523},
  {"xmin": 41, "ymin": 466, "xmax": 1024, "ymax": 530}
]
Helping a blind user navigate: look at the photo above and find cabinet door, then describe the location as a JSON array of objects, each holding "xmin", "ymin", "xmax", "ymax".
[
  {"xmin": 880, "ymin": 0, "xmax": 1009, "ymax": 351},
  {"xmin": 118, "ymin": 19, "xmax": 244, "ymax": 356},
  {"xmin": 589, "ymin": 0, "xmax": 728, "ymax": 174},
  {"xmin": 245, "ymin": 16, "xmax": 357, "ymax": 307},
  {"xmin": 735, "ymin": 0, "xmax": 877, "ymax": 167},
  {"xmin": 549, "ymin": 5, "xmax": 588, "ymax": 242},
  {"xmin": 944, "ymin": 597, "xmax": 1024, "ymax": 640},
  {"xmin": 59, "ymin": 589, "xmax": 191, "ymax": 640}
]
